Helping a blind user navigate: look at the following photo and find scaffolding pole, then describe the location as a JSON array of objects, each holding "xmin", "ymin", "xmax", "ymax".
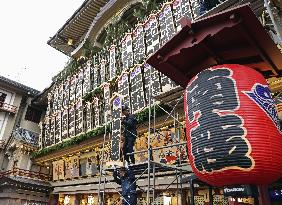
[{"xmin": 146, "ymin": 66, "xmax": 152, "ymax": 205}]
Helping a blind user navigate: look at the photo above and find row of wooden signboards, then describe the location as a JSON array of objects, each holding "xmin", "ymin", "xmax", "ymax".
[
  {"xmin": 47, "ymin": 0, "xmax": 201, "ymax": 115},
  {"xmin": 52, "ymin": 127, "xmax": 188, "ymax": 181}
]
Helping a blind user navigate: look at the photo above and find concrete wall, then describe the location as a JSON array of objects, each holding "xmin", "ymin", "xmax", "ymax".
[
  {"xmin": 20, "ymin": 97, "xmax": 40, "ymax": 134},
  {"xmin": 0, "ymin": 90, "xmax": 22, "ymax": 141}
]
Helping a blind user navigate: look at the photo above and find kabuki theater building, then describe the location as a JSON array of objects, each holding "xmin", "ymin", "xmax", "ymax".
[{"xmin": 30, "ymin": 0, "xmax": 282, "ymax": 205}]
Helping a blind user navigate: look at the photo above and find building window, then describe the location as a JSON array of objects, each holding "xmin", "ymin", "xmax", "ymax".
[
  {"xmin": 24, "ymin": 106, "xmax": 42, "ymax": 123},
  {"xmin": 0, "ymin": 92, "xmax": 7, "ymax": 107}
]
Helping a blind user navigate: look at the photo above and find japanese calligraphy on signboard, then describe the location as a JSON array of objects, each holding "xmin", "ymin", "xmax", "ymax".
[
  {"xmin": 93, "ymin": 97, "xmax": 100, "ymax": 127},
  {"xmin": 133, "ymin": 24, "xmax": 146, "ymax": 64},
  {"xmin": 68, "ymin": 105, "xmax": 75, "ymax": 138},
  {"xmin": 65, "ymin": 158, "xmax": 72, "ymax": 179},
  {"xmin": 85, "ymin": 102, "xmax": 92, "ymax": 132},
  {"xmin": 118, "ymin": 72, "xmax": 130, "ymax": 110},
  {"xmin": 63, "ymin": 78, "xmax": 70, "ymax": 108},
  {"xmin": 57, "ymin": 83, "xmax": 64, "ymax": 110},
  {"xmin": 44, "ymin": 117, "xmax": 51, "ymax": 146},
  {"xmin": 61, "ymin": 109, "xmax": 68, "ymax": 140},
  {"xmin": 76, "ymin": 69, "xmax": 84, "ymax": 99},
  {"xmin": 159, "ymin": 3, "xmax": 176, "ymax": 46},
  {"xmin": 83, "ymin": 62, "xmax": 92, "ymax": 96},
  {"xmin": 55, "ymin": 111, "xmax": 61, "ymax": 144},
  {"xmin": 86, "ymin": 156, "xmax": 98, "ymax": 176},
  {"xmin": 100, "ymin": 60, "xmax": 107, "ymax": 84},
  {"xmin": 181, "ymin": 0, "xmax": 192, "ymax": 19},
  {"xmin": 109, "ymin": 45, "xmax": 116, "ymax": 80},
  {"xmin": 111, "ymin": 95, "xmax": 122, "ymax": 161},
  {"xmin": 130, "ymin": 65, "xmax": 145, "ymax": 113},
  {"xmin": 189, "ymin": 0, "xmax": 201, "ymax": 18},
  {"xmin": 121, "ymin": 33, "xmax": 134, "ymax": 71},
  {"xmin": 69, "ymin": 75, "xmax": 76, "ymax": 103},
  {"xmin": 50, "ymin": 117, "xmax": 55, "ymax": 146},
  {"xmin": 92, "ymin": 64, "xmax": 99, "ymax": 90},
  {"xmin": 53, "ymin": 86, "xmax": 59, "ymax": 112},
  {"xmin": 172, "ymin": 0, "xmax": 182, "ymax": 31},
  {"xmin": 75, "ymin": 100, "xmax": 84, "ymax": 135},
  {"xmin": 143, "ymin": 64, "xmax": 161, "ymax": 103},
  {"xmin": 144, "ymin": 14, "xmax": 160, "ymax": 56},
  {"xmin": 70, "ymin": 156, "xmax": 80, "ymax": 178},
  {"xmin": 103, "ymin": 83, "xmax": 111, "ymax": 123}
]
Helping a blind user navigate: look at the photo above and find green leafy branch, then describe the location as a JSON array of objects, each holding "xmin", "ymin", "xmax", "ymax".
[{"xmin": 32, "ymin": 103, "xmax": 171, "ymax": 158}]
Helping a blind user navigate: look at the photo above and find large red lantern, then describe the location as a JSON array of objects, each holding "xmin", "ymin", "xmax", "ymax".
[{"xmin": 185, "ymin": 64, "xmax": 282, "ymax": 186}]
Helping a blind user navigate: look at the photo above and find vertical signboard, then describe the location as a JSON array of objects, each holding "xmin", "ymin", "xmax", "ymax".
[
  {"xmin": 118, "ymin": 72, "xmax": 131, "ymax": 110},
  {"xmin": 144, "ymin": 14, "xmax": 160, "ymax": 56},
  {"xmin": 159, "ymin": 3, "xmax": 176, "ymax": 46},
  {"xmin": 63, "ymin": 78, "xmax": 70, "ymax": 108},
  {"xmin": 69, "ymin": 75, "xmax": 77, "ymax": 104},
  {"xmin": 189, "ymin": 0, "xmax": 201, "ymax": 18},
  {"xmin": 85, "ymin": 102, "xmax": 92, "ymax": 132},
  {"xmin": 111, "ymin": 95, "xmax": 122, "ymax": 161},
  {"xmin": 61, "ymin": 108, "xmax": 68, "ymax": 140},
  {"xmin": 143, "ymin": 64, "xmax": 161, "ymax": 104},
  {"xmin": 93, "ymin": 97, "xmax": 100, "ymax": 128},
  {"xmin": 181, "ymin": 0, "xmax": 192, "ymax": 19},
  {"xmin": 133, "ymin": 24, "xmax": 146, "ymax": 64},
  {"xmin": 100, "ymin": 59, "xmax": 107, "ymax": 84},
  {"xmin": 68, "ymin": 105, "xmax": 76, "ymax": 138},
  {"xmin": 92, "ymin": 64, "xmax": 99, "ymax": 90},
  {"xmin": 130, "ymin": 65, "xmax": 146, "ymax": 113},
  {"xmin": 109, "ymin": 45, "xmax": 117, "ymax": 80},
  {"xmin": 121, "ymin": 33, "xmax": 134, "ymax": 71},
  {"xmin": 103, "ymin": 83, "xmax": 111, "ymax": 123},
  {"xmin": 172, "ymin": 0, "xmax": 182, "ymax": 31},
  {"xmin": 83, "ymin": 62, "xmax": 92, "ymax": 96},
  {"xmin": 55, "ymin": 111, "xmax": 62, "ymax": 144},
  {"xmin": 44, "ymin": 117, "xmax": 51, "ymax": 146},
  {"xmin": 75, "ymin": 100, "xmax": 84, "ymax": 135},
  {"xmin": 76, "ymin": 69, "xmax": 84, "ymax": 100}
]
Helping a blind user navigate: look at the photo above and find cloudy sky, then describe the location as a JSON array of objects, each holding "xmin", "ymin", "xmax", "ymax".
[{"xmin": 0, "ymin": 0, "xmax": 84, "ymax": 91}]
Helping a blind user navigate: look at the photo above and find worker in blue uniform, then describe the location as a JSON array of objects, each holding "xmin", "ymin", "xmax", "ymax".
[{"xmin": 113, "ymin": 166, "xmax": 137, "ymax": 205}]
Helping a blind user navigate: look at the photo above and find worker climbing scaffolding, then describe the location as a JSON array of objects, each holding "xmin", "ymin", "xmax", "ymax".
[
  {"xmin": 113, "ymin": 166, "xmax": 137, "ymax": 205},
  {"xmin": 121, "ymin": 105, "xmax": 138, "ymax": 165}
]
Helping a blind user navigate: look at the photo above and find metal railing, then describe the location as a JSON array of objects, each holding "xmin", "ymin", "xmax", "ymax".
[
  {"xmin": 0, "ymin": 102, "xmax": 17, "ymax": 114},
  {"xmin": 0, "ymin": 167, "xmax": 51, "ymax": 181}
]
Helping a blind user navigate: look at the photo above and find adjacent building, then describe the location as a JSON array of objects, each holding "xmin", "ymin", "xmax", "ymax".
[{"xmin": 0, "ymin": 75, "xmax": 51, "ymax": 205}]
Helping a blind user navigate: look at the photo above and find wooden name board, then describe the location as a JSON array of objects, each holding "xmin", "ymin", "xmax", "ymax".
[
  {"xmin": 55, "ymin": 111, "xmax": 62, "ymax": 144},
  {"xmin": 188, "ymin": 0, "xmax": 201, "ymax": 18},
  {"xmin": 118, "ymin": 72, "xmax": 131, "ymax": 111},
  {"xmin": 172, "ymin": 0, "xmax": 182, "ymax": 31},
  {"xmin": 144, "ymin": 14, "xmax": 160, "ymax": 56},
  {"xmin": 85, "ymin": 102, "xmax": 92, "ymax": 132},
  {"xmin": 63, "ymin": 79, "xmax": 70, "ymax": 108},
  {"xmin": 50, "ymin": 117, "xmax": 55, "ymax": 146},
  {"xmin": 100, "ymin": 60, "xmax": 107, "ymax": 84},
  {"xmin": 69, "ymin": 75, "xmax": 77, "ymax": 104},
  {"xmin": 133, "ymin": 24, "xmax": 146, "ymax": 64},
  {"xmin": 109, "ymin": 45, "xmax": 117, "ymax": 80},
  {"xmin": 181, "ymin": 0, "xmax": 192, "ymax": 19},
  {"xmin": 111, "ymin": 95, "xmax": 122, "ymax": 161},
  {"xmin": 143, "ymin": 63, "xmax": 161, "ymax": 103},
  {"xmin": 68, "ymin": 105, "xmax": 76, "ymax": 138},
  {"xmin": 76, "ymin": 69, "xmax": 84, "ymax": 99},
  {"xmin": 93, "ymin": 97, "xmax": 100, "ymax": 127},
  {"xmin": 103, "ymin": 83, "xmax": 111, "ymax": 123},
  {"xmin": 159, "ymin": 3, "xmax": 176, "ymax": 46},
  {"xmin": 92, "ymin": 64, "xmax": 99, "ymax": 90},
  {"xmin": 61, "ymin": 108, "xmax": 68, "ymax": 140},
  {"xmin": 75, "ymin": 100, "xmax": 84, "ymax": 135},
  {"xmin": 121, "ymin": 33, "xmax": 134, "ymax": 71},
  {"xmin": 130, "ymin": 65, "xmax": 146, "ymax": 113},
  {"xmin": 83, "ymin": 62, "xmax": 92, "ymax": 96}
]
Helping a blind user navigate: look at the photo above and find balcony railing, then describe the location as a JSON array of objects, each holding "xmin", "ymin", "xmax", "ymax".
[
  {"xmin": 0, "ymin": 102, "xmax": 17, "ymax": 114},
  {"xmin": 0, "ymin": 167, "xmax": 51, "ymax": 181}
]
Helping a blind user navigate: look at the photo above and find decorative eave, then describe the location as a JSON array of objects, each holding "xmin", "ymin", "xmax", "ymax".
[
  {"xmin": 71, "ymin": 0, "xmax": 141, "ymax": 57},
  {"xmin": 47, "ymin": 0, "xmax": 109, "ymax": 56}
]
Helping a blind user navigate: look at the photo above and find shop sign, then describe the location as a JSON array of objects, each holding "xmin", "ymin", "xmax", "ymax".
[{"xmin": 223, "ymin": 185, "xmax": 258, "ymax": 197}]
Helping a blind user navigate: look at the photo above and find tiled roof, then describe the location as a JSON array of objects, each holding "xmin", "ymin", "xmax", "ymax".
[
  {"xmin": 0, "ymin": 75, "xmax": 40, "ymax": 96},
  {"xmin": 12, "ymin": 127, "xmax": 39, "ymax": 147}
]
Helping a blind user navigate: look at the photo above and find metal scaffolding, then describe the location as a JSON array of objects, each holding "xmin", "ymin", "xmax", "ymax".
[{"xmin": 96, "ymin": 69, "xmax": 191, "ymax": 205}]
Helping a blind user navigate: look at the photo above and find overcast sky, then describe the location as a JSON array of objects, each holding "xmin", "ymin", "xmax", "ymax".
[{"xmin": 0, "ymin": 0, "xmax": 84, "ymax": 91}]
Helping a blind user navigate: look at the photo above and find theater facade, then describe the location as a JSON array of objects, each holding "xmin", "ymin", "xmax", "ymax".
[{"xmin": 32, "ymin": 0, "xmax": 282, "ymax": 205}]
